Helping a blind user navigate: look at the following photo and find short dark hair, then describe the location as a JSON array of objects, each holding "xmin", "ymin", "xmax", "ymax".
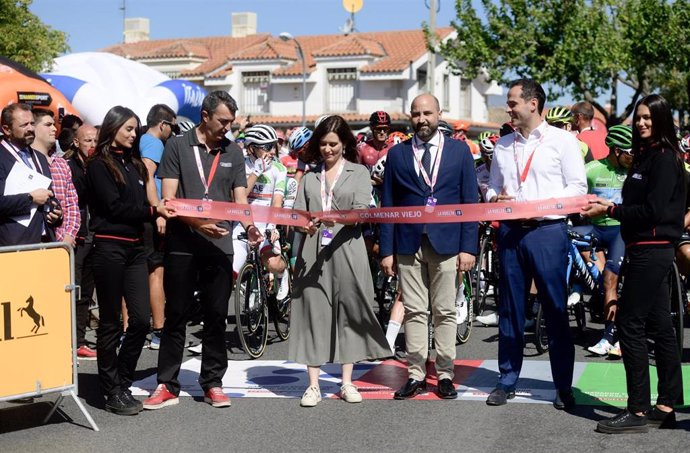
[
  {"xmin": 58, "ymin": 127, "xmax": 76, "ymax": 155},
  {"xmin": 201, "ymin": 91, "xmax": 238, "ymax": 117},
  {"xmin": 301, "ymin": 115, "xmax": 358, "ymax": 165},
  {"xmin": 32, "ymin": 108, "xmax": 54, "ymax": 122},
  {"xmin": 61, "ymin": 114, "xmax": 83, "ymax": 130},
  {"xmin": 1, "ymin": 103, "xmax": 32, "ymax": 128},
  {"xmin": 509, "ymin": 78, "xmax": 546, "ymax": 114},
  {"xmin": 146, "ymin": 104, "xmax": 176, "ymax": 127},
  {"xmin": 571, "ymin": 101, "xmax": 594, "ymax": 121}
]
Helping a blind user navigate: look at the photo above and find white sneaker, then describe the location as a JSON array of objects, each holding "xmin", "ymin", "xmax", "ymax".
[
  {"xmin": 300, "ymin": 386, "xmax": 321, "ymax": 407},
  {"xmin": 587, "ymin": 338, "xmax": 613, "ymax": 356},
  {"xmin": 476, "ymin": 312, "xmax": 499, "ymax": 326},
  {"xmin": 188, "ymin": 342, "xmax": 203, "ymax": 355},
  {"xmin": 567, "ymin": 292, "xmax": 582, "ymax": 307},
  {"xmin": 276, "ymin": 271, "xmax": 290, "ymax": 300},
  {"xmin": 340, "ymin": 383, "xmax": 363, "ymax": 403},
  {"xmin": 608, "ymin": 341, "xmax": 622, "ymax": 358}
]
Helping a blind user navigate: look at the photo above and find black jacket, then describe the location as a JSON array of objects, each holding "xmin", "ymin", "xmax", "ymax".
[
  {"xmin": 86, "ymin": 152, "xmax": 155, "ymax": 241},
  {"xmin": 610, "ymin": 144, "xmax": 686, "ymax": 245},
  {"xmin": 0, "ymin": 144, "xmax": 55, "ymax": 246},
  {"xmin": 67, "ymin": 155, "xmax": 89, "ymax": 240}
]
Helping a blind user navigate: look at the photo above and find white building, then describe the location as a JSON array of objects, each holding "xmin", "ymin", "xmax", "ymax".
[{"xmin": 104, "ymin": 14, "xmax": 501, "ymax": 130}]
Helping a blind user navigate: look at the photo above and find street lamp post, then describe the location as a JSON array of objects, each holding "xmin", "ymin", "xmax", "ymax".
[{"xmin": 279, "ymin": 32, "xmax": 307, "ymax": 127}]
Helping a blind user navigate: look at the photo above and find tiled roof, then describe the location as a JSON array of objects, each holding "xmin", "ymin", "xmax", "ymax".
[
  {"xmin": 312, "ymin": 35, "xmax": 385, "ymax": 58},
  {"xmin": 102, "ymin": 28, "xmax": 454, "ymax": 79},
  {"xmin": 237, "ymin": 113, "xmax": 498, "ymax": 131}
]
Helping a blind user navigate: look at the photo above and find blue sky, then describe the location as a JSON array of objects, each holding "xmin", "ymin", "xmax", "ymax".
[{"xmin": 29, "ymin": 0, "xmax": 629, "ymax": 113}]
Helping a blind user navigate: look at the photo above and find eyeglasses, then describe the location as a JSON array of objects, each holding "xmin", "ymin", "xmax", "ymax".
[{"xmin": 250, "ymin": 143, "xmax": 275, "ymax": 151}]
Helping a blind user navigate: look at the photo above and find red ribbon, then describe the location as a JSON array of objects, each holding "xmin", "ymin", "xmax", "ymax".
[{"xmin": 167, "ymin": 195, "xmax": 595, "ymax": 227}]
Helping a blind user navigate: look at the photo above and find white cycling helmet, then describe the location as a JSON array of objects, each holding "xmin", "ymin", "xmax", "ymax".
[
  {"xmin": 371, "ymin": 155, "xmax": 387, "ymax": 179},
  {"xmin": 244, "ymin": 124, "xmax": 278, "ymax": 145},
  {"xmin": 288, "ymin": 126, "xmax": 313, "ymax": 151},
  {"xmin": 314, "ymin": 115, "xmax": 331, "ymax": 129}
]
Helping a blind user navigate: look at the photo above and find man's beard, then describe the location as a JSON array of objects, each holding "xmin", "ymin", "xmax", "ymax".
[{"xmin": 415, "ymin": 124, "xmax": 436, "ymax": 141}]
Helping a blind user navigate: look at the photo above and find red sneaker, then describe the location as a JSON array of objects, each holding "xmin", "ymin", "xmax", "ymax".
[
  {"xmin": 143, "ymin": 384, "xmax": 179, "ymax": 410},
  {"xmin": 76, "ymin": 345, "xmax": 97, "ymax": 360},
  {"xmin": 204, "ymin": 387, "xmax": 231, "ymax": 408}
]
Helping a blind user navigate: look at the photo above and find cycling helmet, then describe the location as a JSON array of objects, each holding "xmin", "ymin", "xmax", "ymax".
[
  {"xmin": 545, "ymin": 106, "xmax": 573, "ymax": 125},
  {"xmin": 499, "ymin": 122, "xmax": 515, "ymax": 137},
  {"xmin": 479, "ymin": 134, "xmax": 499, "ymax": 157},
  {"xmin": 287, "ymin": 126, "xmax": 313, "ymax": 151},
  {"xmin": 454, "ymin": 120, "xmax": 469, "ymax": 132},
  {"xmin": 477, "ymin": 131, "xmax": 493, "ymax": 142},
  {"xmin": 244, "ymin": 124, "xmax": 278, "ymax": 145},
  {"xmin": 387, "ymin": 131, "xmax": 407, "ymax": 145},
  {"xmin": 314, "ymin": 115, "xmax": 330, "ymax": 129},
  {"xmin": 371, "ymin": 155, "xmax": 387, "ymax": 179},
  {"xmin": 369, "ymin": 111, "xmax": 391, "ymax": 127},
  {"xmin": 438, "ymin": 120, "xmax": 453, "ymax": 137},
  {"xmin": 681, "ymin": 134, "xmax": 690, "ymax": 153},
  {"xmin": 605, "ymin": 124, "xmax": 633, "ymax": 150}
]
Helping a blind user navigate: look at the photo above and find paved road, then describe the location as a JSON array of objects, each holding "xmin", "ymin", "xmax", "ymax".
[{"xmin": 1, "ymin": 304, "xmax": 688, "ymax": 452}]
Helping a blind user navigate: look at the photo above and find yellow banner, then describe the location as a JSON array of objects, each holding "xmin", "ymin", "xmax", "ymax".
[{"xmin": 0, "ymin": 247, "xmax": 73, "ymax": 398}]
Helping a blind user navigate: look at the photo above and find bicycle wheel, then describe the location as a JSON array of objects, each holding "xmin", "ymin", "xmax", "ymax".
[
  {"xmin": 473, "ymin": 235, "xmax": 492, "ymax": 316},
  {"xmin": 271, "ymin": 257, "xmax": 291, "ymax": 341},
  {"xmin": 234, "ymin": 262, "xmax": 268, "ymax": 359},
  {"xmin": 669, "ymin": 262, "xmax": 684, "ymax": 359},
  {"xmin": 456, "ymin": 271, "xmax": 473, "ymax": 344},
  {"xmin": 534, "ymin": 301, "xmax": 549, "ymax": 354}
]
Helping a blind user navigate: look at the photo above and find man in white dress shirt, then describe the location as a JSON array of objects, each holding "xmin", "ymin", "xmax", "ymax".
[{"xmin": 484, "ymin": 79, "xmax": 586, "ymax": 409}]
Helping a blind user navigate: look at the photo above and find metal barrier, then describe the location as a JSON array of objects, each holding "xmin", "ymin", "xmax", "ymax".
[{"xmin": 0, "ymin": 242, "xmax": 98, "ymax": 431}]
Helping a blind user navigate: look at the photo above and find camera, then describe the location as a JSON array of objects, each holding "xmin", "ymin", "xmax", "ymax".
[{"xmin": 43, "ymin": 196, "xmax": 62, "ymax": 215}]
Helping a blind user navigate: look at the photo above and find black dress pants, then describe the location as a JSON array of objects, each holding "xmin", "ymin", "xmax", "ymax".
[
  {"xmin": 618, "ymin": 245, "xmax": 683, "ymax": 412},
  {"xmin": 74, "ymin": 235, "xmax": 95, "ymax": 347},
  {"xmin": 92, "ymin": 239, "xmax": 150, "ymax": 396},
  {"xmin": 157, "ymin": 253, "xmax": 233, "ymax": 395}
]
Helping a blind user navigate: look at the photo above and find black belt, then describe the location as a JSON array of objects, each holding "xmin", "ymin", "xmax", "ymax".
[{"xmin": 508, "ymin": 219, "xmax": 565, "ymax": 229}]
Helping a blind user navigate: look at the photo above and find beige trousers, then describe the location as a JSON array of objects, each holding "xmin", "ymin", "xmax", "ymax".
[{"xmin": 397, "ymin": 236, "xmax": 457, "ymax": 381}]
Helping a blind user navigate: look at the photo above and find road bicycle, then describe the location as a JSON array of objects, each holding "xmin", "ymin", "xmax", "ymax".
[
  {"xmin": 234, "ymin": 230, "xmax": 292, "ymax": 359},
  {"xmin": 473, "ymin": 222, "xmax": 499, "ymax": 317}
]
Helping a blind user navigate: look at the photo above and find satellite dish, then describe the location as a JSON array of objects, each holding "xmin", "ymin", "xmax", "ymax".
[{"xmin": 342, "ymin": 0, "xmax": 363, "ymax": 13}]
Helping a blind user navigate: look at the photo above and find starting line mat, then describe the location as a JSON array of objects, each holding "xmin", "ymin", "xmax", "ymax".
[{"xmin": 131, "ymin": 359, "xmax": 690, "ymax": 407}]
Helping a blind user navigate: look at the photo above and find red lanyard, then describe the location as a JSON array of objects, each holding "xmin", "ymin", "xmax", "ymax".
[
  {"xmin": 193, "ymin": 145, "xmax": 221, "ymax": 199},
  {"xmin": 513, "ymin": 130, "xmax": 546, "ymax": 185},
  {"xmin": 411, "ymin": 133, "xmax": 444, "ymax": 193},
  {"xmin": 320, "ymin": 159, "xmax": 345, "ymax": 212}
]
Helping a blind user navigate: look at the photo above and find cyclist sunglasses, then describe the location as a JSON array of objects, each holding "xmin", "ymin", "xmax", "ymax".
[{"xmin": 250, "ymin": 143, "xmax": 276, "ymax": 151}]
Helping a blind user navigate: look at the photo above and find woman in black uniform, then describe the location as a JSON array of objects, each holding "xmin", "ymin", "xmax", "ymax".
[
  {"xmin": 583, "ymin": 94, "xmax": 685, "ymax": 433},
  {"xmin": 87, "ymin": 106, "xmax": 175, "ymax": 415}
]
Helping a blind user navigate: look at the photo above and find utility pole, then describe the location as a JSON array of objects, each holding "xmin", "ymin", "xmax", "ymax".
[
  {"xmin": 426, "ymin": 0, "xmax": 437, "ymax": 95},
  {"xmin": 121, "ymin": 0, "xmax": 126, "ymax": 43}
]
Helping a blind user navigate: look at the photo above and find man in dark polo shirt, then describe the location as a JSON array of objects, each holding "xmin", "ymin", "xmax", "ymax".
[{"xmin": 143, "ymin": 91, "xmax": 263, "ymax": 410}]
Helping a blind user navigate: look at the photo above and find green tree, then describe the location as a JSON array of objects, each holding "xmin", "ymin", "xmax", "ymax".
[
  {"xmin": 433, "ymin": 0, "xmax": 689, "ymax": 125},
  {"xmin": 0, "ymin": 0, "xmax": 69, "ymax": 72}
]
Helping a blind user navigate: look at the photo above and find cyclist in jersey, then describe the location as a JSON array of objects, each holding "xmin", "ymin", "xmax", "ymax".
[
  {"xmin": 545, "ymin": 106, "xmax": 594, "ymax": 162},
  {"xmin": 573, "ymin": 124, "xmax": 633, "ymax": 356},
  {"xmin": 674, "ymin": 134, "xmax": 690, "ymax": 277},
  {"xmin": 281, "ymin": 126, "xmax": 313, "ymax": 210},
  {"xmin": 232, "ymin": 124, "xmax": 289, "ymax": 299},
  {"xmin": 476, "ymin": 132, "xmax": 498, "ymax": 202},
  {"xmin": 357, "ymin": 111, "xmax": 393, "ymax": 185}
]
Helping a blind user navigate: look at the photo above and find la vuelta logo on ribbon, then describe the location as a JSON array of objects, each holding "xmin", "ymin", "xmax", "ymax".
[{"xmin": 168, "ymin": 195, "xmax": 595, "ymax": 226}]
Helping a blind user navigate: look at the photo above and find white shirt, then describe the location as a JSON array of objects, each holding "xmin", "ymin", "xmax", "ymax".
[
  {"xmin": 412, "ymin": 131, "xmax": 442, "ymax": 176},
  {"xmin": 485, "ymin": 121, "xmax": 586, "ymax": 218}
]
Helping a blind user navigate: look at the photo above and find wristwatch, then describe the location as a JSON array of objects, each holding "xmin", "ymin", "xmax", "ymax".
[{"xmin": 27, "ymin": 193, "xmax": 33, "ymax": 203}]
